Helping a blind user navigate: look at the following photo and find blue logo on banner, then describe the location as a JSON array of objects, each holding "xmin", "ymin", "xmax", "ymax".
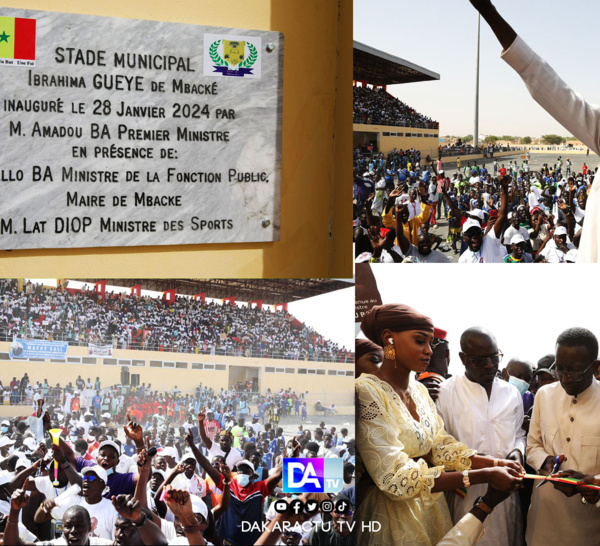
[
  {"xmin": 282, "ymin": 458, "xmax": 344, "ymax": 494},
  {"xmin": 9, "ymin": 339, "xmax": 68, "ymax": 360}
]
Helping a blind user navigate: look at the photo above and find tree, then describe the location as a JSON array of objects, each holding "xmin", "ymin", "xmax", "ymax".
[
  {"xmin": 500, "ymin": 135, "xmax": 515, "ymax": 141},
  {"xmin": 541, "ymin": 134, "xmax": 565, "ymax": 145},
  {"xmin": 520, "ymin": 136, "xmax": 532, "ymax": 144},
  {"xmin": 462, "ymin": 134, "xmax": 473, "ymax": 143},
  {"xmin": 484, "ymin": 135, "xmax": 498, "ymax": 143}
]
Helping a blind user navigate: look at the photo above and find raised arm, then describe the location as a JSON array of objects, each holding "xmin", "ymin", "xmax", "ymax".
[
  {"xmin": 212, "ymin": 463, "xmax": 231, "ymax": 520},
  {"xmin": 52, "ymin": 445, "xmax": 82, "ymax": 488},
  {"xmin": 184, "ymin": 431, "xmax": 221, "ymax": 484},
  {"xmin": 163, "ymin": 487, "xmax": 206, "ymax": 546},
  {"xmin": 493, "ymin": 176, "xmax": 511, "ymax": 238},
  {"xmin": 468, "ymin": 0, "xmax": 517, "ymax": 50},
  {"xmin": 196, "ymin": 412, "xmax": 212, "ymax": 451},
  {"xmin": 6, "ymin": 484, "xmax": 36, "ymax": 546},
  {"xmin": 112, "ymin": 494, "xmax": 169, "ymax": 546}
]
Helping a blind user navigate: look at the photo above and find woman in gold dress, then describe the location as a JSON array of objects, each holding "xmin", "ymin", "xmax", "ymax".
[{"xmin": 356, "ymin": 304, "xmax": 523, "ymax": 545}]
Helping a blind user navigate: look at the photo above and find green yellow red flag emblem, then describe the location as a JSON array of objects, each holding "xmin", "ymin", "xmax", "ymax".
[{"xmin": 0, "ymin": 16, "xmax": 36, "ymax": 60}]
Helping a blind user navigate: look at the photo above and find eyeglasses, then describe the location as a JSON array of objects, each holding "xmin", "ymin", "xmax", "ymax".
[
  {"xmin": 83, "ymin": 475, "xmax": 99, "ymax": 482},
  {"xmin": 464, "ymin": 351, "xmax": 503, "ymax": 368},
  {"xmin": 553, "ymin": 360, "xmax": 596, "ymax": 381}
]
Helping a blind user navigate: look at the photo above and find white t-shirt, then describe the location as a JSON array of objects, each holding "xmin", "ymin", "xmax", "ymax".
[
  {"xmin": 51, "ymin": 496, "xmax": 118, "ymax": 540},
  {"xmin": 33, "ymin": 476, "xmax": 68, "ymax": 500},
  {"xmin": 458, "ymin": 229, "xmax": 505, "ymax": 264},
  {"xmin": 541, "ymin": 240, "xmax": 575, "ymax": 263},
  {"xmin": 502, "ymin": 225, "xmax": 530, "ymax": 246},
  {"xmin": 208, "ymin": 443, "xmax": 242, "ymax": 468}
]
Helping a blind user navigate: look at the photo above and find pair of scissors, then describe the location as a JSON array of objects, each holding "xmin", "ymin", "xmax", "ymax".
[{"xmin": 537, "ymin": 454, "xmax": 564, "ymax": 488}]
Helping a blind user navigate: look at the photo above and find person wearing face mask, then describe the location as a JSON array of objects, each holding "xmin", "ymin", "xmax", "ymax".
[
  {"xmin": 501, "ymin": 358, "xmax": 534, "ymax": 403},
  {"xmin": 217, "ymin": 459, "xmax": 283, "ymax": 545},
  {"xmin": 186, "ymin": 427, "xmax": 284, "ymax": 546},
  {"xmin": 1, "ymin": 419, "xmax": 11, "ymax": 435}
]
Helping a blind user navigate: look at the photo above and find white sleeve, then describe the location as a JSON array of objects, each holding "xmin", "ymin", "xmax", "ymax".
[
  {"xmin": 437, "ymin": 513, "xmax": 485, "ymax": 546},
  {"xmin": 502, "ymin": 36, "xmax": 600, "ymax": 156}
]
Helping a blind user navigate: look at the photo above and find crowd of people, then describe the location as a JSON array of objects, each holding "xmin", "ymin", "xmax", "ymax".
[
  {"xmin": 0, "ymin": 377, "xmax": 356, "ymax": 545},
  {"xmin": 353, "ymin": 153, "xmax": 596, "ymax": 263},
  {"xmin": 353, "ymin": 86, "xmax": 438, "ymax": 129},
  {"xmin": 356, "ymin": 302, "xmax": 600, "ymax": 545},
  {"xmin": 0, "ymin": 280, "xmax": 352, "ymax": 363}
]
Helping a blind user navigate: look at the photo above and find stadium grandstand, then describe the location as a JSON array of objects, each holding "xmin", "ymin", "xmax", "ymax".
[
  {"xmin": 353, "ymin": 40, "xmax": 440, "ymax": 156},
  {"xmin": 0, "ymin": 278, "xmax": 354, "ymax": 417}
]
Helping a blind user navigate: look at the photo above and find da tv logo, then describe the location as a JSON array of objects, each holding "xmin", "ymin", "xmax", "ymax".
[{"xmin": 282, "ymin": 458, "xmax": 344, "ymax": 494}]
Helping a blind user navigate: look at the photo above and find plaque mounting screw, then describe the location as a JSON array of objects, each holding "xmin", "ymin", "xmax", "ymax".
[
  {"xmin": 262, "ymin": 218, "xmax": 271, "ymax": 228},
  {"xmin": 266, "ymin": 43, "xmax": 276, "ymax": 52}
]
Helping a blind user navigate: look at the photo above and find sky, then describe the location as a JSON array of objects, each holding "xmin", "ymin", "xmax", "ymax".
[
  {"xmin": 357, "ymin": 264, "xmax": 600, "ymax": 377},
  {"xmin": 354, "ymin": 0, "xmax": 600, "ymax": 138},
  {"xmin": 29, "ymin": 279, "xmax": 355, "ymax": 350}
]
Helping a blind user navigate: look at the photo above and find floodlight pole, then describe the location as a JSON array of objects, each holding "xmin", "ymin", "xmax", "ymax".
[{"xmin": 474, "ymin": 13, "xmax": 480, "ymax": 149}]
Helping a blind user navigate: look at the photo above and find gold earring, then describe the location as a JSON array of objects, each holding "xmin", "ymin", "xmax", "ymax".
[{"xmin": 384, "ymin": 344, "xmax": 396, "ymax": 366}]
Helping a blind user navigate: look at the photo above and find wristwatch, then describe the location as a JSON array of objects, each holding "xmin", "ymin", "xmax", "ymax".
[{"xmin": 472, "ymin": 496, "xmax": 493, "ymax": 514}]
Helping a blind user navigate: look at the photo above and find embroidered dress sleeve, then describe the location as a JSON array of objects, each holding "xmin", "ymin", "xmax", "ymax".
[
  {"xmin": 421, "ymin": 385, "xmax": 476, "ymax": 471},
  {"xmin": 357, "ymin": 377, "xmax": 442, "ymax": 507}
]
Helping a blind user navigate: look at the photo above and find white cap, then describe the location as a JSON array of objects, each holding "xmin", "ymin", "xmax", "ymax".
[
  {"xmin": 101, "ymin": 412, "xmax": 112, "ymax": 419},
  {"xmin": 98, "ymin": 440, "xmax": 121, "ymax": 456},
  {"xmin": 463, "ymin": 219, "xmax": 482, "ymax": 233},
  {"xmin": 161, "ymin": 446, "xmax": 179, "ymax": 460},
  {"xmin": 511, "ymin": 233, "xmax": 526, "ymax": 245},
  {"xmin": 1, "ymin": 421, "xmax": 10, "ymax": 427},
  {"xmin": 554, "ymin": 226, "xmax": 568, "ymax": 236},
  {"xmin": 469, "ymin": 209, "xmax": 485, "ymax": 221},
  {"xmin": 236, "ymin": 459, "xmax": 255, "ymax": 472},
  {"xmin": 151, "ymin": 468, "xmax": 167, "ymax": 480},
  {"xmin": 181, "ymin": 450, "xmax": 196, "ymax": 463},
  {"xmin": 189, "ymin": 494, "xmax": 209, "ymax": 520},
  {"xmin": 82, "ymin": 465, "xmax": 108, "ymax": 484},
  {"xmin": 22, "ymin": 438, "xmax": 37, "ymax": 451},
  {"xmin": 84, "ymin": 412, "xmax": 93, "ymax": 417},
  {"xmin": 15, "ymin": 458, "xmax": 31, "ymax": 471}
]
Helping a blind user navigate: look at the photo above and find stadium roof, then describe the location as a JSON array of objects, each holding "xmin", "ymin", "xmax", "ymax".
[
  {"xmin": 79, "ymin": 279, "xmax": 353, "ymax": 305},
  {"xmin": 353, "ymin": 41, "xmax": 440, "ymax": 85}
]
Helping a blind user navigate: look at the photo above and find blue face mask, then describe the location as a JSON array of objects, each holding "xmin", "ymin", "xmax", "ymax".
[
  {"xmin": 105, "ymin": 468, "xmax": 114, "ymax": 477},
  {"xmin": 1, "ymin": 426, "xmax": 8, "ymax": 433},
  {"xmin": 509, "ymin": 376, "xmax": 529, "ymax": 396},
  {"xmin": 236, "ymin": 474, "xmax": 251, "ymax": 487}
]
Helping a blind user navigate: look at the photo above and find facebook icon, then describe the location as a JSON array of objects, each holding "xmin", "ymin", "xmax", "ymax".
[{"xmin": 282, "ymin": 458, "xmax": 344, "ymax": 494}]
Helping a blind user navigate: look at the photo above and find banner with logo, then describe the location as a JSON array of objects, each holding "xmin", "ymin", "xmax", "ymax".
[
  {"xmin": 88, "ymin": 343, "xmax": 113, "ymax": 357},
  {"xmin": 9, "ymin": 339, "xmax": 68, "ymax": 360}
]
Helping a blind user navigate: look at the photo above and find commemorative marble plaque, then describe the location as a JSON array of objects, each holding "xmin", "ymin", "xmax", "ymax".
[{"xmin": 0, "ymin": 8, "xmax": 283, "ymax": 249}]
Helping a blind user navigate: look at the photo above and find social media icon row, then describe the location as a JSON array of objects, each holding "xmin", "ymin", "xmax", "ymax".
[{"xmin": 273, "ymin": 498, "xmax": 352, "ymax": 515}]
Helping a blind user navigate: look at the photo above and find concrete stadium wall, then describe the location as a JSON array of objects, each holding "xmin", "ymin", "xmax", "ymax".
[
  {"xmin": 439, "ymin": 151, "xmax": 520, "ymax": 166},
  {"xmin": 353, "ymin": 123, "xmax": 440, "ymax": 157},
  {"xmin": 0, "ymin": 0, "xmax": 352, "ymax": 279},
  {"xmin": 0, "ymin": 343, "xmax": 354, "ymax": 405}
]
